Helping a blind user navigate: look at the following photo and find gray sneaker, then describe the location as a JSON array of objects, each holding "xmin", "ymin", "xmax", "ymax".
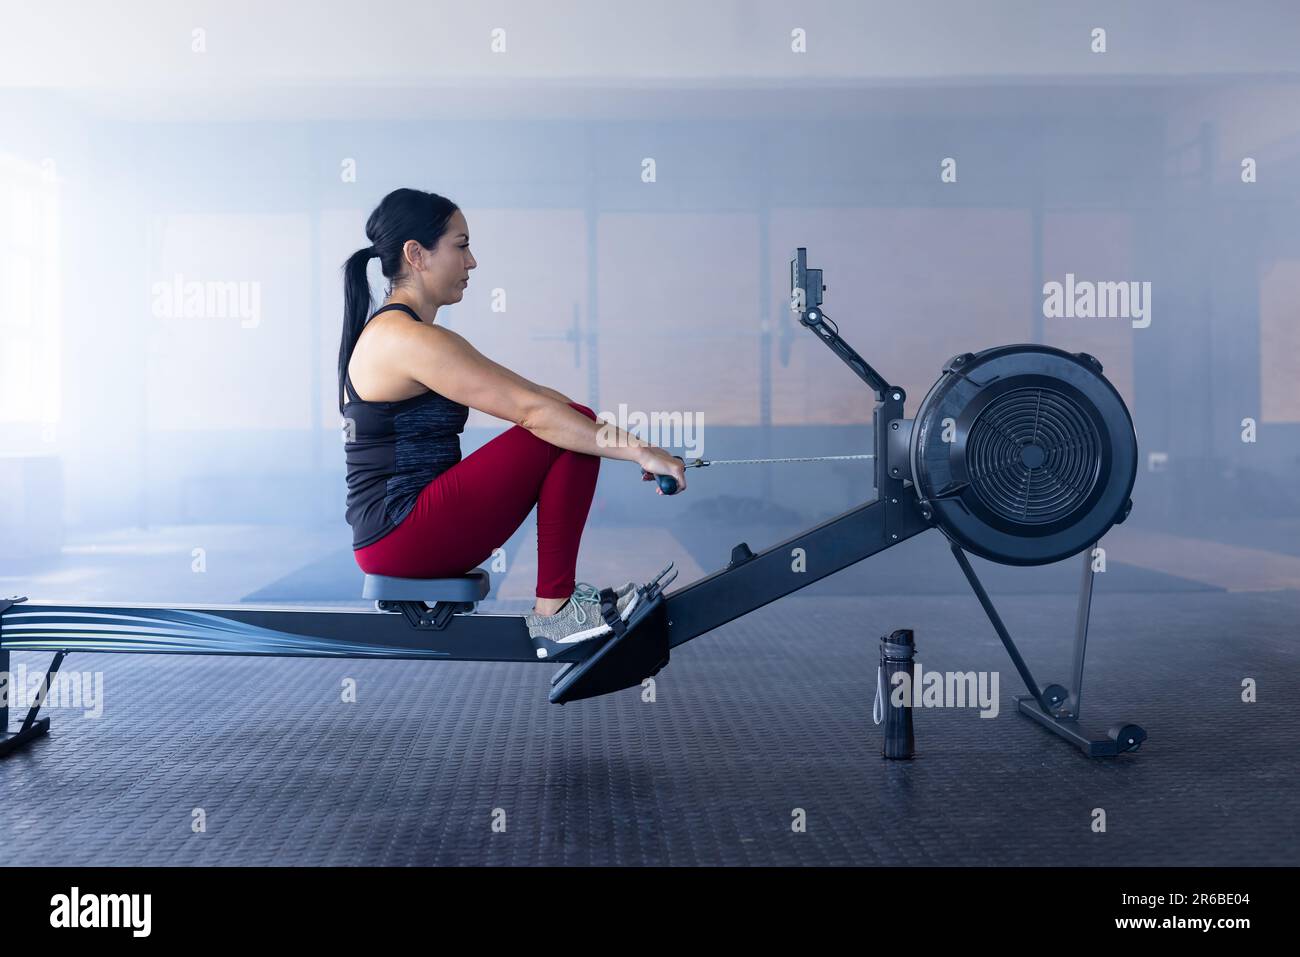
[{"xmin": 526, "ymin": 582, "xmax": 640, "ymax": 657}]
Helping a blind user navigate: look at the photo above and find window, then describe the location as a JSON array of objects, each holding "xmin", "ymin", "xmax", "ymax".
[
  {"xmin": 1260, "ymin": 260, "xmax": 1300, "ymax": 423},
  {"xmin": 0, "ymin": 152, "xmax": 61, "ymax": 448}
]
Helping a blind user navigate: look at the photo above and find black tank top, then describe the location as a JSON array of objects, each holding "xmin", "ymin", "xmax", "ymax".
[{"xmin": 343, "ymin": 303, "xmax": 470, "ymax": 549}]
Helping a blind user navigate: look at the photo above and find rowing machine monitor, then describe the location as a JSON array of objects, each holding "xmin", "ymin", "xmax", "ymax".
[{"xmin": 790, "ymin": 246, "xmax": 824, "ymax": 314}]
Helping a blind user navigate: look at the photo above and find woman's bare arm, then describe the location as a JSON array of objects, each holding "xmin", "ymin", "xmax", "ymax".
[
  {"xmin": 438, "ymin": 327, "xmax": 574, "ymax": 406},
  {"xmin": 388, "ymin": 321, "xmax": 686, "ymax": 489}
]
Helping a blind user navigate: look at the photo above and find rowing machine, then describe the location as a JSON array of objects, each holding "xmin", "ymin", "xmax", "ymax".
[{"xmin": 0, "ymin": 247, "xmax": 1143, "ymax": 759}]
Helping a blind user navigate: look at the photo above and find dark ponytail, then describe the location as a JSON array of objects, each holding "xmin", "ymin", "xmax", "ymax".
[{"xmin": 338, "ymin": 188, "xmax": 460, "ymax": 413}]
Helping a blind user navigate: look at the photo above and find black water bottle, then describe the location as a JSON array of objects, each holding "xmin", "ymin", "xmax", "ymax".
[{"xmin": 877, "ymin": 628, "xmax": 916, "ymax": 760}]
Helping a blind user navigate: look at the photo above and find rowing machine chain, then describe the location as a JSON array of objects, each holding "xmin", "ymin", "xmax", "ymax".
[{"xmin": 684, "ymin": 453, "xmax": 874, "ymax": 467}]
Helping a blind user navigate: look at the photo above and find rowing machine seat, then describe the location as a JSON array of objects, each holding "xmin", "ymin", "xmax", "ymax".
[{"xmin": 362, "ymin": 569, "xmax": 491, "ymax": 604}]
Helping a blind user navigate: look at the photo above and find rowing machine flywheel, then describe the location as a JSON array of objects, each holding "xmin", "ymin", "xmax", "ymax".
[{"xmin": 909, "ymin": 345, "xmax": 1137, "ymax": 566}]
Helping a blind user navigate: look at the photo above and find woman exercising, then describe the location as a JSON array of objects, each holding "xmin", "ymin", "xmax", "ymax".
[{"xmin": 339, "ymin": 188, "xmax": 687, "ymax": 646}]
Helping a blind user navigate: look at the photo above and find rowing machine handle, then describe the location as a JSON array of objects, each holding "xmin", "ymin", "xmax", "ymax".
[{"xmin": 643, "ymin": 456, "xmax": 684, "ymax": 496}]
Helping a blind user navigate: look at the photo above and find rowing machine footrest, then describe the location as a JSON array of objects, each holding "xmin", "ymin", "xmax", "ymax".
[{"xmin": 549, "ymin": 590, "xmax": 670, "ymax": 705}]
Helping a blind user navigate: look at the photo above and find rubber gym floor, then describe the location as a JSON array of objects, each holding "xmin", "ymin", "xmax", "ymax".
[{"xmin": 1, "ymin": 516, "xmax": 1297, "ymax": 866}]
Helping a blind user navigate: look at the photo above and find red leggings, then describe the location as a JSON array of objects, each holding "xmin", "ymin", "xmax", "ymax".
[{"xmin": 354, "ymin": 402, "xmax": 600, "ymax": 598}]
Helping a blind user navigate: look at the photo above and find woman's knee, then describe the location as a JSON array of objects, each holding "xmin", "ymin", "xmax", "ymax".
[{"xmin": 568, "ymin": 401, "xmax": 597, "ymax": 421}]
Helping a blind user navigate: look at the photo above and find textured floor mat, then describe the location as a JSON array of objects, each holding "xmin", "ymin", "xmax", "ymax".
[{"xmin": 3, "ymin": 590, "xmax": 1296, "ymax": 866}]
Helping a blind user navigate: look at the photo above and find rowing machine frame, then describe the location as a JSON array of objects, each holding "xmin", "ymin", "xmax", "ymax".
[{"xmin": 0, "ymin": 248, "xmax": 1144, "ymax": 759}]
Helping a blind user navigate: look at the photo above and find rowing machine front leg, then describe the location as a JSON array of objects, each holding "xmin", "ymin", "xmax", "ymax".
[{"xmin": 1, "ymin": 598, "xmax": 65, "ymax": 758}]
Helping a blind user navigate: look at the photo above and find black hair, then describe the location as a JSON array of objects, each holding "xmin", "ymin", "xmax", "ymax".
[{"xmin": 338, "ymin": 188, "xmax": 460, "ymax": 412}]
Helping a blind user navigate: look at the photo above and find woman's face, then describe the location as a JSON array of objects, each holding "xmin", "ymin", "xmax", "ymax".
[{"xmin": 405, "ymin": 209, "xmax": 477, "ymax": 304}]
